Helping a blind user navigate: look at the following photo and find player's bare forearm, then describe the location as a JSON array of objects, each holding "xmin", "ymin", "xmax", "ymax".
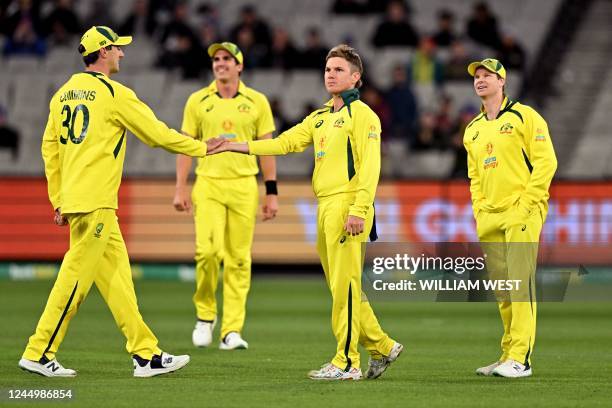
[
  {"xmin": 258, "ymin": 133, "xmax": 277, "ymax": 181},
  {"xmin": 258, "ymin": 134, "xmax": 278, "ymax": 221},
  {"xmin": 174, "ymin": 154, "xmax": 193, "ymax": 212},
  {"xmin": 175, "ymin": 154, "xmax": 193, "ymax": 187}
]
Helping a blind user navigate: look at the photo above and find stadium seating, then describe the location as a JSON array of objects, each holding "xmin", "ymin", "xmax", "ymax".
[{"xmin": 0, "ymin": 0, "xmax": 563, "ymax": 178}]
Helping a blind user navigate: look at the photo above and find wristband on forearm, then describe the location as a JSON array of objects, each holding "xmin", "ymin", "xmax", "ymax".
[{"xmin": 265, "ymin": 180, "xmax": 278, "ymax": 195}]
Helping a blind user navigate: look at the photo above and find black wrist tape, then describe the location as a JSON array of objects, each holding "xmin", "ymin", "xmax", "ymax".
[{"xmin": 265, "ymin": 180, "xmax": 278, "ymax": 195}]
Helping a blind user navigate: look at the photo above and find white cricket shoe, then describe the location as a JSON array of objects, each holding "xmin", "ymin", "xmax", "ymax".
[
  {"xmin": 492, "ymin": 359, "xmax": 532, "ymax": 378},
  {"xmin": 308, "ymin": 363, "xmax": 363, "ymax": 381},
  {"xmin": 366, "ymin": 342, "xmax": 404, "ymax": 379},
  {"xmin": 192, "ymin": 319, "xmax": 216, "ymax": 347},
  {"xmin": 476, "ymin": 360, "xmax": 503, "ymax": 376},
  {"xmin": 219, "ymin": 332, "xmax": 248, "ymax": 350},
  {"xmin": 133, "ymin": 352, "xmax": 190, "ymax": 378},
  {"xmin": 19, "ymin": 357, "xmax": 76, "ymax": 377}
]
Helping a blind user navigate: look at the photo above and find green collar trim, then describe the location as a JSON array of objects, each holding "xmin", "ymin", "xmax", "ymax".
[{"xmin": 340, "ymin": 88, "xmax": 360, "ymax": 107}]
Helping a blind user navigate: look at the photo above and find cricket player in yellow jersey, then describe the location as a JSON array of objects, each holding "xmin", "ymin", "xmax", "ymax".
[
  {"xmin": 173, "ymin": 42, "xmax": 277, "ymax": 350},
  {"xmin": 463, "ymin": 59, "xmax": 557, "ymax": 378},
  {"xmin": 18, "ymin": 26, "xmax": 224, "ymax": 378},
  {"xmin": 209, "ymin": 45, "xmax": 403, "ymax": 380}
]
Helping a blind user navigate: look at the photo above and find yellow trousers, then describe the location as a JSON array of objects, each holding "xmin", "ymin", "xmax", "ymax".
[
  {"xmin": 191, "ymin": 175, "xmax": 258, "ymax": 339},
  {"xmin": 476, "ymin": 203, "xmax": 542, "ymax": 366},
  {"xmin": 23, "ymin": 209, "xmax": 161, "ymax": 362},
  {"xmin": 317, "ymin": 194, "xmax": 395, "ymax": 370}
]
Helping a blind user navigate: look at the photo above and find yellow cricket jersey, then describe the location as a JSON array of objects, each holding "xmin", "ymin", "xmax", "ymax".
[
  {"xmin": 42, "ymin": 71, "xmax": 207, "ymax": 214},
  {"xmin": 247, "ymin": 89, "xmax": 381, "ymax": 220},
  {"xmin": 182, "ymin": 80, "xmax": 275, "ymax": 178},
  {"xmin": 463, "ymin": 96, "xmax": 557, "ymax": 216}
]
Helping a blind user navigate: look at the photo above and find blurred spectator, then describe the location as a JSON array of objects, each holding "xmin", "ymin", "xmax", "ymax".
[
  {"xmin": 366, "ymin": 0, "xmax": 405, "ymax": 13},
  {"xmin": 3, "ymin": 0, "xmax": 46, "ymax": 57},
  {"xmin": 44, "ymin": 0, "xmax": 81, "ymax": 46},
  {"xmin": 156, "ymin": 1, "xmax": 205, "ymax": 78},
  {"xmin": 371, "ymin": 0, "xmax": 418, "ymax": 48},
  {"xmin": 235, "ymin": 27, "xmax": 267, "ymax": 68},
  {"xmin": 230, "ymin": 5, "xmax": 272, "ymax": 56},
  {"xmin": 199, "ymin": 22, "xmax": 219, "ymax": 48},
  {"xmin": 0, "ymin": 4, "xmax": 8, "ymax": 33},
  {"xmin": 298, "ymin": 102, "xmax": 318, "ymax": 122},
  {"xmin": 361, "ymin": 86, "xmax": 391, "ymax": 137},
  {"xmin": 83, "ymin": 0, "xmax": 116, "ymax": 31},
  {"xmin": 158, "ymin": 1, "xmax": 195, "ymax": 46},
  {"xmin": 264, "ymin": 27, "xmax": 300, "ymax": 70},
  {"xmin": 497, "ymin": 33, "xmax": 526, "ymax": 71},
  {"xmin": 407, "ymin": 37, "xmax": 444, "ymax": 86},
  {"xmin": 449, "ymin": 104, "xmax": 478, "ymax": 178},
  {"xmin": 412, "ymin": 110, "xmax": 445, "ymax": 150},
  {"xmin": 385, "ymin": 63, "xmax": 418, "ymax": 142},
  {"xmin": 270, "ymin": 98, "xmax": 292, "ymax": 133},
  {"xmin": 444, "ymin": 40, "xmax": 475, "ymax": 81},
  {"xmin": 432, "ymin": 9, "xmax": 456, "ymax": 47},
  {"xmin": 435, "ymin": 94, "xmax": 454, "ymax": 148},
  {"xmin": 119, "ymin": 0, "xmax": 157, "ymax": 38},
  {"xmin": 0, "ymin": 105, "xmax": 20, "ymax": 160},
  {"xmin": 466, "ymin": 2, "xmax": 501, "ymax": 50},
  {"xmin": 299, "ymin": 27, "xmax": 328, "ymax": 70},
  {"xmin": 196, "ymin": 2, "xmax": 220, "ymax": 29},
  {"xmin": 331, "ymin": 0, "xmax": 368, "ymax": 14}
]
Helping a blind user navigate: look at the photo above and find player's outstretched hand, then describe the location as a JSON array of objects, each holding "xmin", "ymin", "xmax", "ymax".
[
  {"xmin": 173, "ymin": 186, "xmax": 192, "ymax": 213},
  {"xmin": 54, "ymin": 208, "xmax": 68, "ymax": 226},
  {"xmin": 206, "ymin": 137, "xmax": 229, "ymax": 155},
  {"xmin": 344, "ymin": 215, "xmax": 364, "ymax": 236}
]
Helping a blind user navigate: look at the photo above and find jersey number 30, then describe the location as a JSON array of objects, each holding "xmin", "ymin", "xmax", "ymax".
[{"xmin": 59, "ymin": 104, "xmax": 90, "ymax": 145}]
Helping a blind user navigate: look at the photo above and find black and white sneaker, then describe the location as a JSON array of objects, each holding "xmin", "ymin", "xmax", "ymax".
[
  {"xmin": 133, "ymin": 352, "xmax": 190, "ymax": 378},
  {"xmin": 19, "ymin": 357, "xmax": 77, "ymax": 377}
]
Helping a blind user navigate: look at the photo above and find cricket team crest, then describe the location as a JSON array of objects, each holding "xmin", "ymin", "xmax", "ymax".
[
  {"xmin": 238, "ymin": 103, "xmax": 251, "ymax": 113},
  {"xmin": 499, "ymin": 123, "xmax": 514, "ymax": 134},
  {"xmin": 333, "ymin": 118, "xmax": 344, "ymax": 128}
]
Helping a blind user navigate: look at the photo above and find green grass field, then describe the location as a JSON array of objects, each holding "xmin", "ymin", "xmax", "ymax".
[{"xmin": 1, "ymin": 277, "xmax": 611, "ymax": 407}]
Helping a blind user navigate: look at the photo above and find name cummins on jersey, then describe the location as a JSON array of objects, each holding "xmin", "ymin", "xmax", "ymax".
[{"xmin": 42, "ymin": 71, "xmax": 207, "ymax": 214}]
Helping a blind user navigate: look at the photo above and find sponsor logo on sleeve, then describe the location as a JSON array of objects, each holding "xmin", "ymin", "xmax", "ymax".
[
  {"xmin": 94, "ymin": 223, "xmax": 104, "ymax": 238},
  {"xmin": 368, "ymin": 124, "xmax": 379, "ymax": 139}
]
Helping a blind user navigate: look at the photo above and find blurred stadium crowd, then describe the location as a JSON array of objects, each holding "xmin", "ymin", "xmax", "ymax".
[{"xmin": 0, "ymin": 0, "xmax": 567, "ymax": 178}]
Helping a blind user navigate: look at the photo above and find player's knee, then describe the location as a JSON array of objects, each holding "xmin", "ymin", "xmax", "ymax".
[
  {"xmin": 195, "ymin": 246, "xmax": 222, "ymax": 264},
  {"xmin": 225, "ymin": 255, "xmax": 251, "ymax": 272}
]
